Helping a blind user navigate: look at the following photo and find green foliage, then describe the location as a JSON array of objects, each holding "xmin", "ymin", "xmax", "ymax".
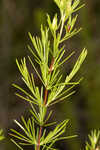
[
  {"xmin": 10, "ymin": 0, "xmax": 87, "ymax": 150},
  {"xmin": 0, "ymin": 129, "xmax": 5, "ymax": 141},
  {"xmin": 85, "ymin": 130, "xmax": 100, "ymax": 150}
]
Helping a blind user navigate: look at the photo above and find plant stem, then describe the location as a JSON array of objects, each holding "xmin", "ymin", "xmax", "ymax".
[
  {"xmin": 49, "ymin": 57, "xmax": 55, "ymax": 74},
  {"xmin": 59, "ymin": 16, "xmax": 65, "ymax": 38},
  {"xmin": 44, "ymin": 88, "xmax": 48, "ymax": 105},
  {"xmin": 36, "ymin": 57, "xmax": 55, "ymax": 150},
  {"xmin": 36, "ymin": 88, "xmax": 48, "ymax": 150},
  {"xmin": 37, "ymin": 126, "xmax": 42, "ymax": 150},
  {"xmin": 44, "ymin": 57, "xmax": 55, "ymax": 105}
]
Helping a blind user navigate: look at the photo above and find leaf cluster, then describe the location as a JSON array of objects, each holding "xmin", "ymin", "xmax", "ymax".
[
  {"xmin": 85, "ymin": 130, "xmax": 100, "ymax": 150},
  {"xmin": 10, "ymin": 118, "xmax": 76, "ymax": 150}
]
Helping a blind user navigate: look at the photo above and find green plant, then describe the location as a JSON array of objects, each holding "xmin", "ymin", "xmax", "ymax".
[
  {"xmin": 0, "ymin": 129, "xmax": 5, "ymax": 141},
  {"xmin": 85, "ymin": 130, "xmax": 100, "ymax": 150},
  {"xmin": 9, "ymin": 0, "xmax": 87, "ymax": 150}
]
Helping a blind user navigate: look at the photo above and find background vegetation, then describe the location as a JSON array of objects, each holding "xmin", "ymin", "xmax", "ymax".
[{"xmin": 0, "ymin": 0, "xmax": 100, "ymax": 150}]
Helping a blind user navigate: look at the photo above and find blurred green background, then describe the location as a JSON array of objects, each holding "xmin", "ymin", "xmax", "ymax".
[{"xmin": 0, "ymin": 0, "xmax": 100, "ymax": 149}]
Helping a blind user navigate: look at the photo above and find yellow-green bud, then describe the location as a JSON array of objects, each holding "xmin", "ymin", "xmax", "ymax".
[
  {"xmin": 52, "ymin": 15, "xmax": 57, "ymax": 31},
  {"xmin": 59, "ymin": 0, "xmax": 72, "ymax": 19}
]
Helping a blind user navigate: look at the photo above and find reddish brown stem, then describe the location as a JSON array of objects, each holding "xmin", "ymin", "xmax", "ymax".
[
  {"xmin": 44, "ymin": 88, "xmax": 48, "ymax": 105},
  {"xmin": 49, "ymin": 57, "xmax": 55, "ymax": 74},
  {"xmin": 67, "ymin": 24, "xmax": 71, "ymax": 33},
  {"xmin": 36, "ymin": 57, "xmax": 55, "ymax": 150},
  {"xmin": 36, "ymin": 88, "xmax": 48, "ymax": 150},
  {"xmin": 37, "ymin": 126, "xmax": 42, "ymax": 150}
]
